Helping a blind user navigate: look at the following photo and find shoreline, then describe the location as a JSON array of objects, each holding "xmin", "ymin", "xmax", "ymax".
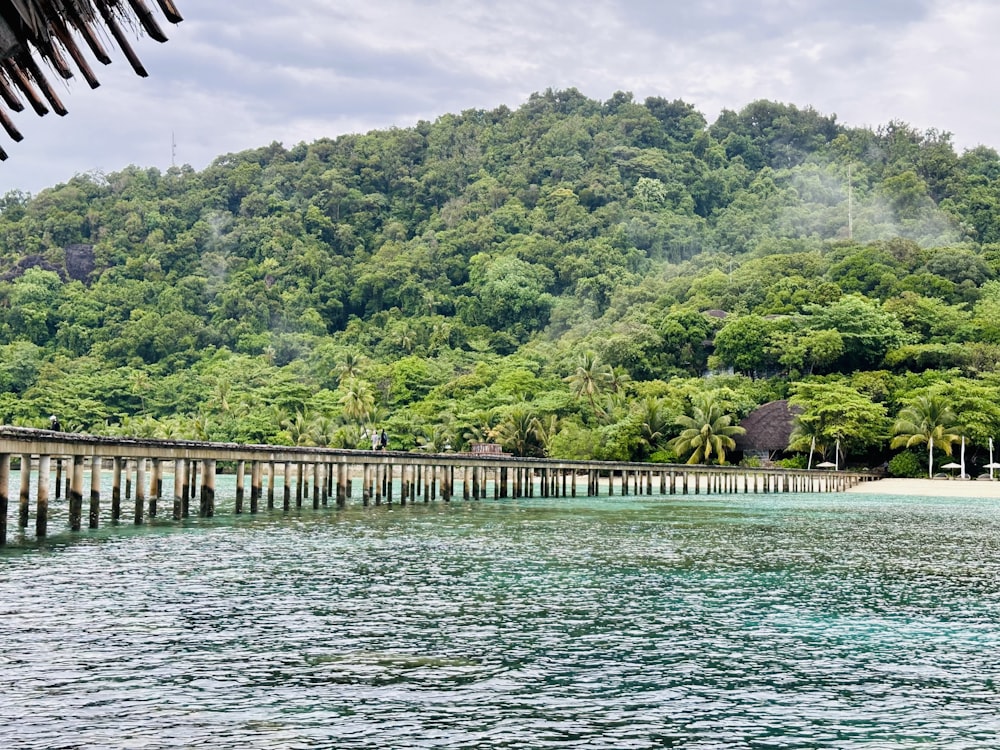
[{"xmin": 846, "ymin": 477, "xmax": 1000, "ymax": 498}]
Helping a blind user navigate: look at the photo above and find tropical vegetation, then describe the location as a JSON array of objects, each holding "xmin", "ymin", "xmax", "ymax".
[{"xmin": 2, "ymin": 89, "xmax": 1000, "ymax": 472}]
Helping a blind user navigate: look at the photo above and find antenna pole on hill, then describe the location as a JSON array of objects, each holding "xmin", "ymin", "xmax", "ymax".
[{"xmin": 847, "ymin": 163, "xmax": 853, "ymax": 240}]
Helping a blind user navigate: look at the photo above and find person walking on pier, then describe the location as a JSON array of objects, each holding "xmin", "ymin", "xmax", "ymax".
[
  {"xmin": 380, "ymin": 429, "xmax": 388, "ymax": 450},
  {"xmin": 372, "ymin": 429, "xmax": 380, "ymax": 451},
  {"xmin": 49, "ymin": 415, "xmax": 61, "ymax": 432}
]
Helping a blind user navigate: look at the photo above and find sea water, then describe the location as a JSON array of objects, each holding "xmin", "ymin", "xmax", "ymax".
[{"xmin": 1, "ymin": 480, "xmax": 999, "ymax": 749}]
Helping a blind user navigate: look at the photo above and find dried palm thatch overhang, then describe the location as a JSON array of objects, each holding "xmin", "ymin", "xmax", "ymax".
[
  {"xmin": 736, "ymin": 400, "xmax": 803, "ymax": 458},
  {"xmin": 0, "ymin": 0, "xmax": 182, "ymax": 160}
]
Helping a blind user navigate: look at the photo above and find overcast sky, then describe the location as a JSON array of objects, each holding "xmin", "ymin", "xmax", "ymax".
[{"xmin": 1, "ymin": 0, "xmax": 995, "ymax": 195}]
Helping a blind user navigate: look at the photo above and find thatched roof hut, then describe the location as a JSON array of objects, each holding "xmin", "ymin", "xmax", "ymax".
[
  {"xmin": 0, "ymin": 1, "xmax": 182, "ymax": 159},
  {"xmin": 736, "ymin": 399, "xmax": 802, "ymax": 456}
]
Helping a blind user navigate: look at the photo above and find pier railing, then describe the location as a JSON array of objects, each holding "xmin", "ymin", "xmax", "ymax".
[{"xmin": 0, "ymin": 426, "xmax": 881, "ymax": 544}]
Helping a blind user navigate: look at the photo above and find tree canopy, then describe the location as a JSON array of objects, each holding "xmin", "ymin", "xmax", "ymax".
[{"xmin": 3, "ymin": 89, "xmax": 1000, "ymax": 470}]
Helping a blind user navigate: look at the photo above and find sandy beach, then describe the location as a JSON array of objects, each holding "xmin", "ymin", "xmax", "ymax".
[{"xmin": 847, "ymin": 477, "xmax": 1000, "ymax": 498}]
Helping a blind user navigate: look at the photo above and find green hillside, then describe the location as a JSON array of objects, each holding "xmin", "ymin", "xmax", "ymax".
[{"xmin": 2, "ymin": 89, "xmax": 999, "ymax": 473}]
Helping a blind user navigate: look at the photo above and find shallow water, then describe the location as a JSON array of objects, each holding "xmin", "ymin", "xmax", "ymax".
[{"xmin": 2, "ymin": 484, "xmax": 999, "ymax": 749}]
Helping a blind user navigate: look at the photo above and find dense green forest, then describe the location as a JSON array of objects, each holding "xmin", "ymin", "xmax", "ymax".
[{"xmin": 3, "ymin": 89, "xmax": 1000, "ymax": 475}]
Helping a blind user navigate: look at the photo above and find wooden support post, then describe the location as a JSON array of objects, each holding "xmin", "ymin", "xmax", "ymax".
[
  {"xmin": 267, "ymin": 462, "xmax": 276, "ymax": 510},
  {"xmin": 313, "ymin": 463, "xmax": 321, "ymax": 509},
  {"xmin": 135, "ymin": 459, "xmax": 145, "ymax": 524},
  {"xmin": 0, "ymin": 453, "xmax": 7, "ymax": 546},
  {"xmin": 112, "ymin": 457, "xmax": 122, "ymax": 521},
  {"xmin": 89, "ymin": 456, "xmax": 101, "ymax": 529},
  {"xmin": 296, "ymin": 463, "xmax": 304, "ymax": 508},
  {"xmin": 400, "ymin": 465, "xmax": 409, "ymax": 506},
  {"xmin": 251, "ymin": 461, "xmax": 262, "ymax": 514},
  {"xmin": 235, "ymin": 460, "xmax": 246, "ymax": 514},
  {"xmin": 202, "ymin": 460, "xmax": 216, "ymax": 517},
  {"xmin": 173, "ymin": 459, "xmax": 184, "ymax": 520},
  {"xmin": 337, "ymin": 463, "xmax": 347, "ymax": 507},
  {"xmin": 362, "ymin": 464, "xmax": 371, "ymax": 506},
  {"xmin": 55, "ymin": 458, "xmax": 62, "ymax": 499},
  {"xmin": 320, "ymin": 462, "xmax": 329, "ymax": 507},
  {"xmin": 149, "ymin": 458, "xmax": 161, "ymax": 518},
  {"xmin": 125, "ymin": 459, "xmax": 133, "ymax": 501},
  {"xmin": 68, "ymin": 455, "xmax": 84, "ymax": 531},
  {"xmin": 19, "ymin": 454, "xmax": 31, "ymax": 528},
  {"xmin": 184, "ymin": 460, "xmax": 195, "ymax": 517},
  {"xmin": 283, "ymin": 462, "xmax": 292, "ymax": 510},
  {"xmin": 36, "ymin": 455, "xmax": 51, "ymax": 537}
]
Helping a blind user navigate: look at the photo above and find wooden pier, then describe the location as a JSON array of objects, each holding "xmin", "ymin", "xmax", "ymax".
[{"xmin": 0, "ymin": 426, "xmax": 880, "ymax": 545}]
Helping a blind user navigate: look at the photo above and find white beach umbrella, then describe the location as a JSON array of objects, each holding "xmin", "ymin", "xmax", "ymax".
[{"xmin": 941, "ymin": 462, "xmax": 963, "ymax": 476}]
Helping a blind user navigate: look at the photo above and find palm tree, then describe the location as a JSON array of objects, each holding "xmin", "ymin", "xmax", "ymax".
[
  {"xmin": 417, "ymin": 422, "xmax": 456, "ymax": 453},
  {"xmin": 333, "ymin": 351, "xmax": 368, "ymax": 385},
  {"xmin": 492, "ymin": 404, "xmax": 544, "ymax": 457},
  {"xmin": 190, "ymin": 413, "xmax": 214, "ymax": 441},
  {"xmin": 129, "ymin": 370, "xmax": 152, "ymax": 414},
  {"xmin": 462, "ymin": 409, "xmax": 497, "ymax": 448},
  {"xmin": 890, "ymin": 395, "xmax": 963, "ymax": 478},
  {"xmin": 788, "ymin": 416, "xmax": 828, "ymax": 469},
  {"xmin": 309, "ymin": 415, "xmax": 339, "ymax": 447},
  {"xmin": 668, "ymin": 393, "xmax": 746, "ymax": 465},
  {"xmin": 564, "ymin": 351, "xmax": 613, "ymax": 415},
  {"xmin": 636, "ymin": 397, "xmax": 671, "ymax": 456},
  {"xmin": 535, "ymin": 414, "xmax": 561, "ymax": 456},
  {"xmin": 282, "ymin": 410, "xmax": 312, "ymax": 446},
  {"xmin": 338, "ymin": 378, "xmax": 376, "ymax": 434}
]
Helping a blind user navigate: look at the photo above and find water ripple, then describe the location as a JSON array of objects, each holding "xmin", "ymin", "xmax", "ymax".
[{"xmin": 1, "ymin": 494, "xmax": 1000, "ymax": 748}]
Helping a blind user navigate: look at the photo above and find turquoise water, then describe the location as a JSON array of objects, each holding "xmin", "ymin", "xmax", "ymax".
[{"xmin": 2, "ymin": 481, "xmax": 999, "ymax": 748}]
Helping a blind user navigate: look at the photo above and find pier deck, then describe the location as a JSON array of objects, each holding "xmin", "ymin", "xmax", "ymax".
[{"xmin": 0, "ymin": 426, "xmax": 880, "ymax": 544}]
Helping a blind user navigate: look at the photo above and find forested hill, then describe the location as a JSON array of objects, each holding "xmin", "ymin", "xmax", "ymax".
[{"xmin": 2, "ymin": 88, "xmax": 1000, "ymax": 472}]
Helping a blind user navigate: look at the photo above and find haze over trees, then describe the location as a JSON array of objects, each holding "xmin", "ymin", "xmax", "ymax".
[{"xmin": 2, "ymin": 89, "xmax": 1000, "ymax": 473}]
